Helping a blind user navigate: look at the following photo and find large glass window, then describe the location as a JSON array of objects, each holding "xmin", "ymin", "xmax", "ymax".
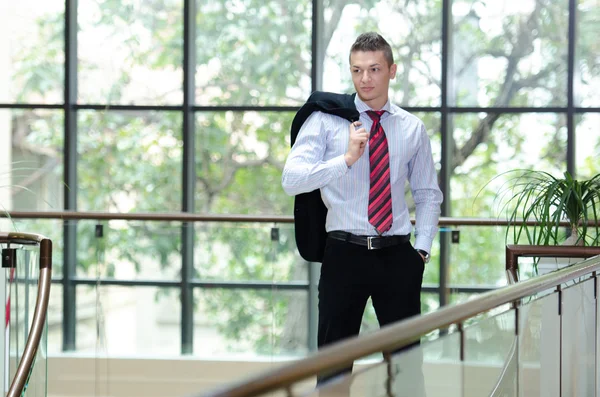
[
  {"xmin": 78, "ymin": 0, "xmax": 183, "ymax": 105},
  {"xmin": 0, "ymin": 0, "xmax": 64, "ymax": 104},
  {"xmin": 323, "ymin": 0, "xmax": 442, "ymax": 107},
  {"xmin": 195, "ymin": 0, "xmax": 312, "ymax": 106},
  {"xmin": 451, "ymin": 0, "xmax": 569, "ymax": 107},
  {"xmin": 452, "ymin": 113, "xmax": 567, "ymax": 218},
  {"xmin": 576, "ymin": 114, "xmax": 600, "ymax": 178},
  {"xmin": 576, "ymin": 0, "xmax": 600, "ymax": 107},
  {"xmin": 1, "ymin": 0, "xmax": 598, "ymax": 360},
  {"xmin": 77, "ymin": 111, "xmax": 183, "ymax": 212},
  {"xmin": 195, "ymin": 111, "xmax": 294, "ymax": 215},
  {"xmin": 1, "ymin": 109, "xmax": 64, "ymax": 211}
]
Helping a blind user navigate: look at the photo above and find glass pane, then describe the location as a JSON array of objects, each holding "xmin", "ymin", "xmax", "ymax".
[
  {"xmin": 195, "ymin": 222, "xmax": 304, "ymax": 283},
  {"xmin": 519, "ymin": 293, "xmax": 559, "ymax": 397},
  {"xmin": 448, "ymin": 225, "xmax": 510, "ymax": 287},
  {"xmin": 193, "ymin": 289, "xmax": 308, "ymax": 358},
  {"xmin": 75, "ymin": 285, "xmax": 180, "ymax": 356},
  {"xmin": 415, "ymin": 332, "xmax": 462, "ymax": 397},
  {"xmin": 451, "ymin": 0, "xmax": 568, "ymax": 107},
  {"xmin": 322, "ymin": 1, "xmax": 442, "ymax": 107},
  {"xmin": 195, "ymin": 111, "xmax": 293, "ymax": 215},
  {"xmin": 453, "ymin": 113, "xmax": 567, "ymax": 218},
  {"xmin": 0, "ymin": 1, "xmax": 64, "ymax": 103},
  {"xmin": 304, "ymin": 361, "xmax": 388, "ymax": 397},
  {"xmin": 576, "ymin": 0, "xmax": 600, "ymax": 107},
  {"xmin": 11, "ymin": 219, "xmax": 64, "ymax": 278},
  {"xmin": 78, "ymin": 0, "xmax": 183, "ymax": 105},
  {"xmin": 464, "ymin": 309, "xmax": 517, "ymax": 396},
  {"xmin": 561, "ymin": 278, "xmax": 595, "ymax": 397},
  {"xmin": 195, "ymin": 0, "xmax": 311, "ymax": 106},
  {"xmin": 576, "ymin": 114, "xmax": 600, "ymax": 179},
  {"xmin": 76, "ymin": 220, "xmax": 181, "ymax": 280},
  {"xmin": 597, "ymin": 276, "xmax": 600, "ymax": 397},
  {"xmin": 449, "ymin": 292, "xmax": 485, "ymax": 305},
  {"xmin": 304, "ymin": 333, "xmax": 462, "ymax": 397},
  {"xmin": 6, "ymin": 246, "xmax": 48, "ymax": 396},
  {"xmin": 47, "ymin": 284, "xmax": 64, "ymax": 354},
  {"xmin": 0, "ymin": 109, "xmax": 64, "ymax": 212},
  {"xmin": 413, "ymin": 112, "xmax": 442, "ymax": 166},
  {"xmin": 360, "ymin": 293, "xmax": 443, "ymax": 338},
  {"xmin": 78, "ymin": 111, "xmax": 182, "ymax": 212}
]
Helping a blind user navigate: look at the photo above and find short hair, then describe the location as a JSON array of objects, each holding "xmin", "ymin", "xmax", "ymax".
[{"xmin": 349, "ymin": 32, "xmax": 394, "ymax": 66}]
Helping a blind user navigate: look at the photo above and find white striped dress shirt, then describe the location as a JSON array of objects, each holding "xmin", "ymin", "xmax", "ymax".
[{"xmin": 282, "ymin": 95, "xmax": 443, "ymax": 253}]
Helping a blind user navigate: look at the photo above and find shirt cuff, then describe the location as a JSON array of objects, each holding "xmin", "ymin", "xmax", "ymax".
[{"xmin": 414, "ymin": 236, "xmax": 433, "ymax": 254}]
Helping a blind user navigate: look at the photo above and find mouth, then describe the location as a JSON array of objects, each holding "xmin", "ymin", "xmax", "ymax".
[{"xmin": 361, "ymin": 87, "xmax": 374, "ymax": 92}]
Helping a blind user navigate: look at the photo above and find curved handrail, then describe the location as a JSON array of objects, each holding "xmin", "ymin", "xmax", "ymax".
[
  {"xmin": 0, "ymin": 232, "xmax": 52, "ymax": 397},
  {"xmin": 201, "ymin": 254, "xmax": 600, "ymax": 397}
]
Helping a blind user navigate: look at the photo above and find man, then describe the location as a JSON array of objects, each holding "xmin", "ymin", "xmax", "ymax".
[{"xmin": 282, "ymin": 32, "xmax": 443, "ymax": 383}]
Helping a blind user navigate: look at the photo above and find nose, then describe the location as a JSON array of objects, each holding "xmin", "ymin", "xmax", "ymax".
[{"xmin": 361, "ymin": 70, "xmax": 371, "ymax": 83}]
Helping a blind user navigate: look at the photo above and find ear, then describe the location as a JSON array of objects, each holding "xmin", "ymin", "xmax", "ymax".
[{"xmin": 389, "ymin": 63, "xmax": 397, "ymax": 79}]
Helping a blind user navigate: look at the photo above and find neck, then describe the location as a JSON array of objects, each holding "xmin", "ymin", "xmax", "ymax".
[{"xmin": 360, "ymin": 95, "xmax": 388, "ymax": 111}]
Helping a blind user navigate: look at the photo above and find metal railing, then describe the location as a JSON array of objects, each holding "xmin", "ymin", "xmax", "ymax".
[
  {"xmin": 1, "ymin": 232, "xmax": 52, "ymax": 397},
  {"xmin": 4, "ymin": 210, "xmax": 591, "ymax": 226},
  {"xmin": 4, "ymin": 210, "xmax": 597, "ymax": 356},
  {"xmin": 198, "ymin": 253, "xmax": 600, "ymax": 397}
]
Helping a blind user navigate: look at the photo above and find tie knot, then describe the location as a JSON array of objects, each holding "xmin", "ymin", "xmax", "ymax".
[{"xmin": 367, "ymin": 110, "xmax": 385, "ymax": 122}]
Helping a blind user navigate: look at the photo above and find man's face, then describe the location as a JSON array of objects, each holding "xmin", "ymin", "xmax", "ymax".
[{"xmin": 350, "ymin": 50, "xmax": 397, "ymax": 110}]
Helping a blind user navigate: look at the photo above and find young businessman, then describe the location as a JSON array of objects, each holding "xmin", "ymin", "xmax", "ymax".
[{"xmin": 282, "ymin": 32, "xmax": 443, "ymax": 383}]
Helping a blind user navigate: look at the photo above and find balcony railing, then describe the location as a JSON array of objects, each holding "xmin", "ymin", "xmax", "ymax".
[
  {"xmin": 1, "ymin": 232, "xmax": 52, "ymax": 397},
  {"xmin": 198, "ymin": 252, "xmax": 600, "ymax": 397}
]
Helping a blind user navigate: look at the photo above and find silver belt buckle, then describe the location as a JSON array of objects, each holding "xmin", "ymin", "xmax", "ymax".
[{"xmin": 367, "ymin": 236, "xmax": 375, "ymax": 250}]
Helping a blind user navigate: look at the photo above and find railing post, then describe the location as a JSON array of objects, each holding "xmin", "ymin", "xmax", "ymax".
[
  {"xmin": 557, "ymin": 284, "xmax": 563, "ymax": 397},
  {"xmin": 458, "ymin": 322, "xmax": 465, "ymax": 397}
]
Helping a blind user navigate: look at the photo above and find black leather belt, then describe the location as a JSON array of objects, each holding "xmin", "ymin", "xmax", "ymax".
[{"xmin": 328, "ymin": 231, "xmax": 410, "ymax": 250}]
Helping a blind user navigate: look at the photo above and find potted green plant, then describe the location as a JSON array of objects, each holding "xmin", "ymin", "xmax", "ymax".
[
  {"xmin": 500, "ymin": 170, "xmax": 600, "ymax": 246},
  {"xmin": 483, "ymin": 170, "xmax": 600, "ymax": 274}
]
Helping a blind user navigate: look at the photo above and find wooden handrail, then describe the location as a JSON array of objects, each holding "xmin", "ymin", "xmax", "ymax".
[{"xmin": 505, "ymin": 245, "xmax": 600, "ymax": 283}]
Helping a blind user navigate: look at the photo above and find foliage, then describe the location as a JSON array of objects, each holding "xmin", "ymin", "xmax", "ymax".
[
  {"xmin": 488, "ymin": 170, "xmax": 600, "ymax": 246},
  {"xmin": 5, "ymin": 0, "xmax": 600, "ymax": 356}
]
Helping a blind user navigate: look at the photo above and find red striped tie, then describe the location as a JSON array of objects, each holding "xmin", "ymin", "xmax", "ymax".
[{"xmin": 367, "ymin": 110, "xmax": 393, "ymax": 235}]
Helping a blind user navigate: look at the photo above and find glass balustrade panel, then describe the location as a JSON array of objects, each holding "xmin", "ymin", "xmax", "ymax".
[
  {"xmin": 76, "ymin": 220, "xmax": 181, "ymax": 281},
  {"xmin": 561, "ymin": 277, "xmax": 596, "ymax": 397},
  {"xmin": 299, "ymin": 330, "xmax": 462, "ymax": 397},
  {"xmin": 74, "ymin": 285, "xmax": 181, "ymax": 357},
  {"xmin": 6, "ymin": 245, "xmax": 47, "ymax": 397},
  {"xmin": 463, "ymin": 309, "xmax": 517, "ymax": 397},
  {"xmin": 194, "ymin": 222, "xmax": 305, "ymax": 283},
  {"xmin": 193, "ymin": 288, "xmax": 309, "ymax": 362},
  {"xmin": 518, "ymin": 293, "xmax": 560, "ymax": 397}
]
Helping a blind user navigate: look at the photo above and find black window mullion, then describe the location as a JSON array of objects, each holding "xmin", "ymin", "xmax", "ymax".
[
  {"xmin": 62, "ymin": 0, "xmax": 78, "ymax": 352},
  {"xmin": 307, "ymin": 0, "xmax": 326, "ymax": 351},
  {"xmin": 566, "ymin": 0, "xmax": 577, "ymax": 176},
  {"xmin": 311, "ymin": 0, "xmax": 324, "ymax": 93},
  {"xmin": 438, "ymin": 0, "xmax": 452, "ymax": 308},
  {"xmin": 181, "ymin": 0, "xmax": 196, "ymax": 355}
]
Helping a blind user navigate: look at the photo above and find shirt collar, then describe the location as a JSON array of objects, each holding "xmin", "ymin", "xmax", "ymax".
[{"xmin": 354, "ymin": 94, "xmax": 394, "ymax": 115}]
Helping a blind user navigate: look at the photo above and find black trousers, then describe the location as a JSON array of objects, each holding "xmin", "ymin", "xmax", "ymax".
[{"xmin": 316, "ymin": 234, "xmax": 425, "ymax": 384}]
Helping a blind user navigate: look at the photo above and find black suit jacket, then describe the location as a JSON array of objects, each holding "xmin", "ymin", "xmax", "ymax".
[{"xmin": 290, "ymin": 91, "xmax": 360, "ymax": 262}]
